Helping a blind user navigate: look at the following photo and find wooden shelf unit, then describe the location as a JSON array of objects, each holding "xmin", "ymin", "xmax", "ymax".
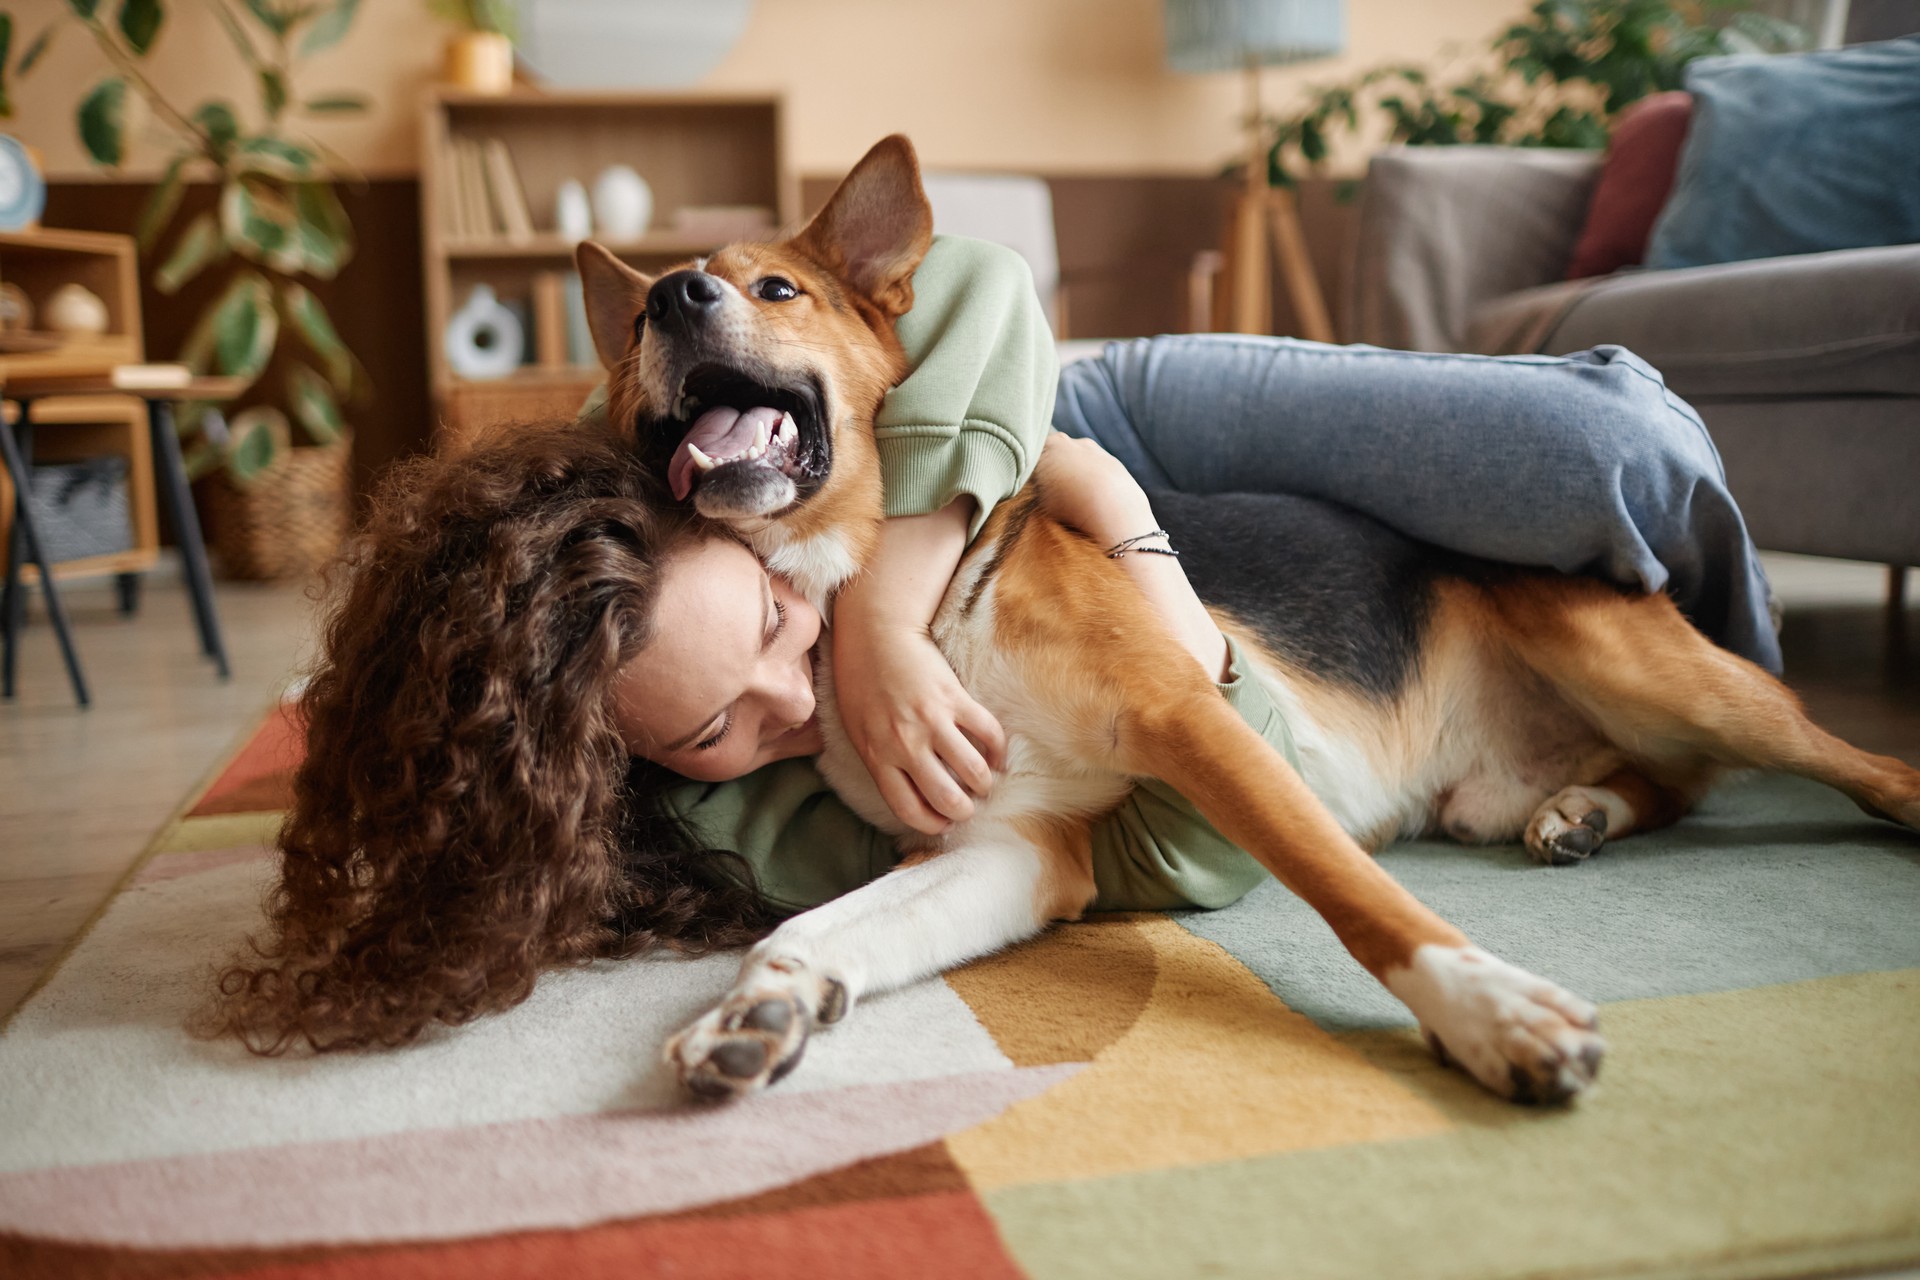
[
  {"xmin": 0, "ymin": 229, "xmax": 157, "ymax": 585},
  {"xmin": 419, "ymin": 89, "xmax": 794, "ymax": 449}
]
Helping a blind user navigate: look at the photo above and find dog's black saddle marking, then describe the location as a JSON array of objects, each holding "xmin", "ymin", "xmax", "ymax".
[{"xmin": 1152, "ymin": 490, "xmax": 1455, "ymax": 703}]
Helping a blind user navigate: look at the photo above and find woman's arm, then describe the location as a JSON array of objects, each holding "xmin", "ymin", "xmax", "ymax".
[
  {"xmin": 1033, "ymin": 434, "xmax": 1230, "ymax": 680},
  {"xmin": 831, "ymin": 236, "xmax": 1059, "ymax": 836},
  {"xmin": 832, "ymin": 498, "xmax": 1007, "ymax": 836}
]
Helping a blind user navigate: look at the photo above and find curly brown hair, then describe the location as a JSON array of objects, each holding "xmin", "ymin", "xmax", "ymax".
[{"xmin": 205, "ymin": 425, "xmax": 779, "ymax": 1055}]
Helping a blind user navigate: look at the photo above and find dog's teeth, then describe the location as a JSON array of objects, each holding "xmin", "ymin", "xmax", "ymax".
[
  {"xmin": 777, "ymin": 413, "xmax": 797, "ymax": 446},
  {"xmin": 687, "ymin": 443, "xmax": 717, "ymax": 471}
]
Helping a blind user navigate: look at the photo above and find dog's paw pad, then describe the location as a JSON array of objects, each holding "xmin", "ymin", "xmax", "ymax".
[
  {"xmin": 667, "ymin": 989, "xmax": 812, "ymax": 1103},
  {"xmin": 1402, "ymin": 946, "xmax": 1605, "ymax": 1106},
  {"xmin": 1526, "ymin": 788, "xmax": 1614, "ymax": 866}
]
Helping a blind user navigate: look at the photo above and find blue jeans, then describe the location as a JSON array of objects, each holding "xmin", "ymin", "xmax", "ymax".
[{"xmin": 1053, "ymin": 336, "xmax": 1781, "ymax": 674}]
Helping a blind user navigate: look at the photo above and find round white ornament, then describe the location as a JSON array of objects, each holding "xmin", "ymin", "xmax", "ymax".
[
  {"xmin": 555, "ymin": 180, "xmax": 593, "ymax": 244},
  {"xmin": 591, "ymin": 166, "xmax": 652, "ymax": 241},
  {"xmin": 445, "ymin": 284, "xmax": 523, "ymax": 379}
]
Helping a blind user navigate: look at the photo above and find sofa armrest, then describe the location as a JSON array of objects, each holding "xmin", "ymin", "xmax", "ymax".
[{"xmin": 1349, "ymin": 146, "xmax": 1602, "ymax": 351}]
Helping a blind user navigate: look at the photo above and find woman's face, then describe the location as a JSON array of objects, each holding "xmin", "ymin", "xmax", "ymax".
[{"xmin": 613, "ymin": 536, "xmax": 825, "ymax": 781}]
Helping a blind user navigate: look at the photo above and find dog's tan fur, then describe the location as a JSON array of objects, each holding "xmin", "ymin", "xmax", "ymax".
[{"xmin": 581, "ymin": 135, "xmax": 1920, "ymax": 1107}]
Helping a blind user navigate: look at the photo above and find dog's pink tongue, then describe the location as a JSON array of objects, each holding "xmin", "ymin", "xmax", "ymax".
[{"xmin": 667, "ymin": 405, "xmax": 781, "ymax": 501}]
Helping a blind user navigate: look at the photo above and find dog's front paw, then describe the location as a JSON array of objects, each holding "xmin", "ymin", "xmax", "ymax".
[
  {"xmin": 665, "ymin": 955, "xmax": 852, "ymax": 1102},
  {"xmin": 1392, "ymin": 945, "xmax": 1605, "ymax": 1105},
  {"xmin": 666, "ymin": 986, "xmax": 813, "ymax": 1102}
]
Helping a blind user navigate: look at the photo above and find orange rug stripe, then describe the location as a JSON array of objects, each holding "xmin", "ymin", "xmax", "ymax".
[{"xmin": 189, "ymin": 701, "xmax": 302, "ymax": 817}]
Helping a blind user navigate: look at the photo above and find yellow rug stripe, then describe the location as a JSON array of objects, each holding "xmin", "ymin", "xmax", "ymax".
[{"xmin": 944, "ymin": 915, "xmax": 1450, "ymax": 1190}]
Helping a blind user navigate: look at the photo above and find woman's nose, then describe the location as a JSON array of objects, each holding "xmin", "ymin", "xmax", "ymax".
[{"xmin": 768, "ymin": 654, "xmax": 814, "ymax": 725}]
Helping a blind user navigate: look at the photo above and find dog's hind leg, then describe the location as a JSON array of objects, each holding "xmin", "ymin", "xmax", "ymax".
[
  {"xmin": 1525, "ymin": 765, "xmax": 1715, "ymax": 865},
  {"xmin": 1489, "ymin": 580, "xmax": 1920, "ymax": 832},
  {"xmin": 666, "ymin": 820, "xmax": 1095, "ymax": 1101}
]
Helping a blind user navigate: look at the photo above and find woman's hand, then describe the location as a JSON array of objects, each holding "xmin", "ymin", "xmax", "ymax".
[
  {"xmin": 831, "ymin": 498, "xmax": 1007, "ymax": 836},
  {"xmin": 1035, "ymin": 433, "xmax": 1231, "ymax": 681}
]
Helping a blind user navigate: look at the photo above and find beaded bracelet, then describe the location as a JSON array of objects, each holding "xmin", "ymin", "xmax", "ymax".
[{"xmin": 1105, "ymin": 529, "xmax": 1180, "ymax": 559}]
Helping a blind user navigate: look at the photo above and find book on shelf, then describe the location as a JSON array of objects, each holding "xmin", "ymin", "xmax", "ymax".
[
  {"xmin": 483, "ymin": 139, "xmax": 536, "ymax": 242},
  {"xmin": 108, "ymin": 363, "xmax": 193, "ymax": 390},
  {"xmin": 531, "ymin": 272, "xmax": 568, "ymax": 368}
]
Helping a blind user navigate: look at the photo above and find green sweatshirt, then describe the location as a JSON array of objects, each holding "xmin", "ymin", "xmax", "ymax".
[{"xmin": 596, "ymin": 234, "xmax": 1283, "ymax": 912}]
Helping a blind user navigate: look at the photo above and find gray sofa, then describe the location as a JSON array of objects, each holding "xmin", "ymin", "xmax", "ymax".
[{"xmin": 1348, "ymin": 146, "xmax": 1920, "ymax": 591}]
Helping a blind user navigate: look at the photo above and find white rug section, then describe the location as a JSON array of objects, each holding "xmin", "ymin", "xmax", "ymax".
[{"xmin": 0, "ymin": 856, "xmax": 1013, "ymax": 1174}]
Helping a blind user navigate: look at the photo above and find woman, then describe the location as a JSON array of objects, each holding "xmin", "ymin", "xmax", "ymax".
[{"xmin": 211, "ymin": 239, "xmax": 1775, "ymax": 1054}]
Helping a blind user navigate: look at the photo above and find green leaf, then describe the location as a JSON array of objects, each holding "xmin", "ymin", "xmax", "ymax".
[
  {"xmin": 279, "ymin": 281, "xmax": 351, "ymax": 388},
  {"xmin": 259, "ymin": 67, "xmax": 287, "ymax": 119},
  {"xmin": 137, "ymin": 153, "xmax": 190, "ymax": 250},
  {"xmin": 298, "ymin": 0, "xmax": 358, "ymax": 55},
  {"xmin": 237, "ymin": 134, "xmax": 315, "ymax": 175},
  {"xmin": 155, "ymin": 211, "xmax": 227, "ymax": 293},
  {"xmin": 19, "ymin": 23, "xmax": 57, "ymax": 74},
  {"xmin": 181, "ymin": 437, "xmax": 225, "ymax": 481},
  {"xmin": 242, "ymin": 0, "xmax": 290, "ymax": 36},
  {"xmin": 224, "ymin": 408, "xmax": 284, "ymax": 485},
  {"xmin": 291, "ymin": 180, "xmax": 353, "ymax": 278},
  {"xmin": 78, "ymin": 78, "xmax": 128, "ymax": 166},
  {"xmin": 302, "ymin": 93, "xmax": 368, "ymax": 114},
  {"xmin": 287, "ymin": 363, "xmax": 344, "ymax": 443},
  {"xmin": 220, "ymin": 178, "xmax": 300, "ymax": 269},
  {"xmin": 117, "ymin": 0, "xmax": 164, "ymax": 54},
  {"xmin": 65, "ymin": 0, "xmax": 102, "ymax": 18},
  {"xmin": 211, "ymin": 273, "xmax": 279, "ymax": 379},
  {"xmin": 0, "ymin": 16, "xmax": 12, "ymax": 119},
  {"xmin": 193, "ymin": 100, "xmax": 240, "ymax": 158}
]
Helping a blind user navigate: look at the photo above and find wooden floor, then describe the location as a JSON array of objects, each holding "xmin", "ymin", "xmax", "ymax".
[{"xmin": 1, "ymin": 554, "xmax": 1916, "ymax": 1022}]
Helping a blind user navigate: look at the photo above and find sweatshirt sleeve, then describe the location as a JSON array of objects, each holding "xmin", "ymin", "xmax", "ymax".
[
  {"xmin": 877, "ymin": 235, "xmax": 1060, "ymax": 539},
  {"xmin": 661, "ymin": 759, "xmax": 900, "ymax": 915},
  {"xmin": 1085, "ymin": 636, "xmax": 1293, "ymax": 912}
]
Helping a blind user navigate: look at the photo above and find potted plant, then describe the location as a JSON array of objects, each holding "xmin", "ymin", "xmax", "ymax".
[
  {"xmin": 430, "ymin": 0, "xmax": 518, "ymax": 95},
  {"xmin": 0, "ymin": 0, "xmax": 368, "ymax": 579},
  {"xmin": 1261, "ymin": 0, "xmax": 1806, "ymax": 186}
]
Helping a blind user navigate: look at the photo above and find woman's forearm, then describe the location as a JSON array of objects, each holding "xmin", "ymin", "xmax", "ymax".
[
  {"xmin": 834, "ymin": 497, "xmax": 974, "ymax": 633},
  {"xmin": 1111, "ymin": 549, "xmax": 1231, "ymax": 682}
]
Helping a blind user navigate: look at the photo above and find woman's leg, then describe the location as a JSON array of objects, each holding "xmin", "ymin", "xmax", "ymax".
[{"xmin": 1053, "ymin": 335, "xmax": 1781, "ymax": 673}]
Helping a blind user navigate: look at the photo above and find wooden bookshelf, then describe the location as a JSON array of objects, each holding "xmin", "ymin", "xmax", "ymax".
[
  {"xmin": 419, "ymin": 89, "xmax": 794, "ymax": 450},
  {"xmin": 0, "ymin": 229, "xmax": 158, "ymax": 586}
]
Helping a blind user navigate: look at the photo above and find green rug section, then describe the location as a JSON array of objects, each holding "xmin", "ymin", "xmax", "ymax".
[
  {"xmin": 984, "ymin": 970, "xmax": 1920, "ymax": 1280},
  {"xmin": 1180, "ymin": 774, "xmax": 1920, "ymax": 1030}
]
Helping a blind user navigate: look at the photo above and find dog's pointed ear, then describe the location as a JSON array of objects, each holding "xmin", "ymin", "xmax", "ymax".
[
  {"xmin": 576, "ymin": 241, "xmax": 655, "ymax": 370},
  {"xmin": 789, "ymin": 134, "xmax": 933, "ymax": 318}
]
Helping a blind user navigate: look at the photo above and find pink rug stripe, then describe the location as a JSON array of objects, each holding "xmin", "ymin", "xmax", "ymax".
[{"xmin": 0, "ymin": 1065, "xmax": 1078, "ymax": 1250}]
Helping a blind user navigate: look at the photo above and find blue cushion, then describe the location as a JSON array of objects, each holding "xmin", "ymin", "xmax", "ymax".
[{"xmin": 1645, "ymin": 37, "xmax": 1920, "ymax": 271}]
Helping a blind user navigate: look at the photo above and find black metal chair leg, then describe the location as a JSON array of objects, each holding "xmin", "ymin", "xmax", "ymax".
[
  {"xmin": 115, "ymin": 571, "xmax": 142, "ymax": 616},
  {"xmin": 2, "ymin": 481, "xmax": 19, "ymax": 700},
  {"xmin": 0, "ymin": 404, "xmax": 89, "ymax": 706},
  {"xmin": 146, "ymin": 398, "xmax": 230, "ymax": 679}
]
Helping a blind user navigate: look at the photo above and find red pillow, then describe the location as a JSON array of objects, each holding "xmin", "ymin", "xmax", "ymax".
[{"xmin": 1565, "ymin": 91, "xmax": 1693, "ymax": 279}]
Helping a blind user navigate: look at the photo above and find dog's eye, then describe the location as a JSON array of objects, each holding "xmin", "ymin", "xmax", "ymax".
[
  {"xmin": 756, "ymin": 277, "xmax": 799, "ymax": 302},
  {"xmin": 632, "ymin": 312, "xmax": 645, "ymax": 341}
]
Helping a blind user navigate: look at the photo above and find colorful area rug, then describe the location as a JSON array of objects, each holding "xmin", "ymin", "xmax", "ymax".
[{"xmin": 4, "ymin": 702, "xmax": 1918, "ymax": 1279}]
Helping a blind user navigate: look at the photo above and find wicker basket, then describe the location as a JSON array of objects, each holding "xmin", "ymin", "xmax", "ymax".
[{"xmin": 202, "ymin": 433, "xmax": 352, "ymax": 581}]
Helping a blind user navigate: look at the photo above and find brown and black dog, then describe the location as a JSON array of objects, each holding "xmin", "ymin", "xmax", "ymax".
[{"xmin": 578, "ymin": 135, "xmax": 1920, "ymax": 1105}]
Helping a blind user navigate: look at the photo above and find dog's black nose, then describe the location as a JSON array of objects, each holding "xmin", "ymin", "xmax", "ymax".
[{"xmin": 648, "ymin": 270, "xmax": 724, "ymax": 332}]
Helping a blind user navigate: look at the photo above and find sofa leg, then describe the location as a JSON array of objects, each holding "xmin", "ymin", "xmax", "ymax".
[{"xmin": 1891, "ymin": 565, "xmax": 1909, "ymax": 612}]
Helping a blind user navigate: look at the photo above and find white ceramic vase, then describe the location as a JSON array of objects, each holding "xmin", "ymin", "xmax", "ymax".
[
  {"xmin": 445, "ymin": 284, "xmax": 523, "ymax": 379},
  {"xmin": 591, "ymin": 165, "xmax": 652, "ymax": 241},
  {"xmin": 555, "ymin": 180, "xmax": 593, "ymax": 244},
  {"xmin": 44, "ymin": 283, "xmax": 109, "ymax": 336}
]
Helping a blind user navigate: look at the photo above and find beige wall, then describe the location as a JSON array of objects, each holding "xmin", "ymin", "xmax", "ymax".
[{"xmin": 17, "ymin": 0, "xmax": 1522, "ymax": 180}]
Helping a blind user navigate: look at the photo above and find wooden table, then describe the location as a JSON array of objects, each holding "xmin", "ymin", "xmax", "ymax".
[{"xmin": 2, "ymin": 374, "xmax": 246, "ymax": 706}]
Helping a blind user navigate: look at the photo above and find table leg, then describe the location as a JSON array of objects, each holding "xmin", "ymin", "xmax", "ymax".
[
  {"xmin": 146, "ymin": 398, "xmax": 230, "ymax": 679},
  {"xmin": 0, "ymin": 403, "xmax": 90, "ymax": 706}
]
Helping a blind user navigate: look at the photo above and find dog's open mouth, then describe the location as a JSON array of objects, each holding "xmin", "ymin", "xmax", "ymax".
[{"xmin": 665, "ymin": 365, "xmax": 827, "ymax": 505}]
